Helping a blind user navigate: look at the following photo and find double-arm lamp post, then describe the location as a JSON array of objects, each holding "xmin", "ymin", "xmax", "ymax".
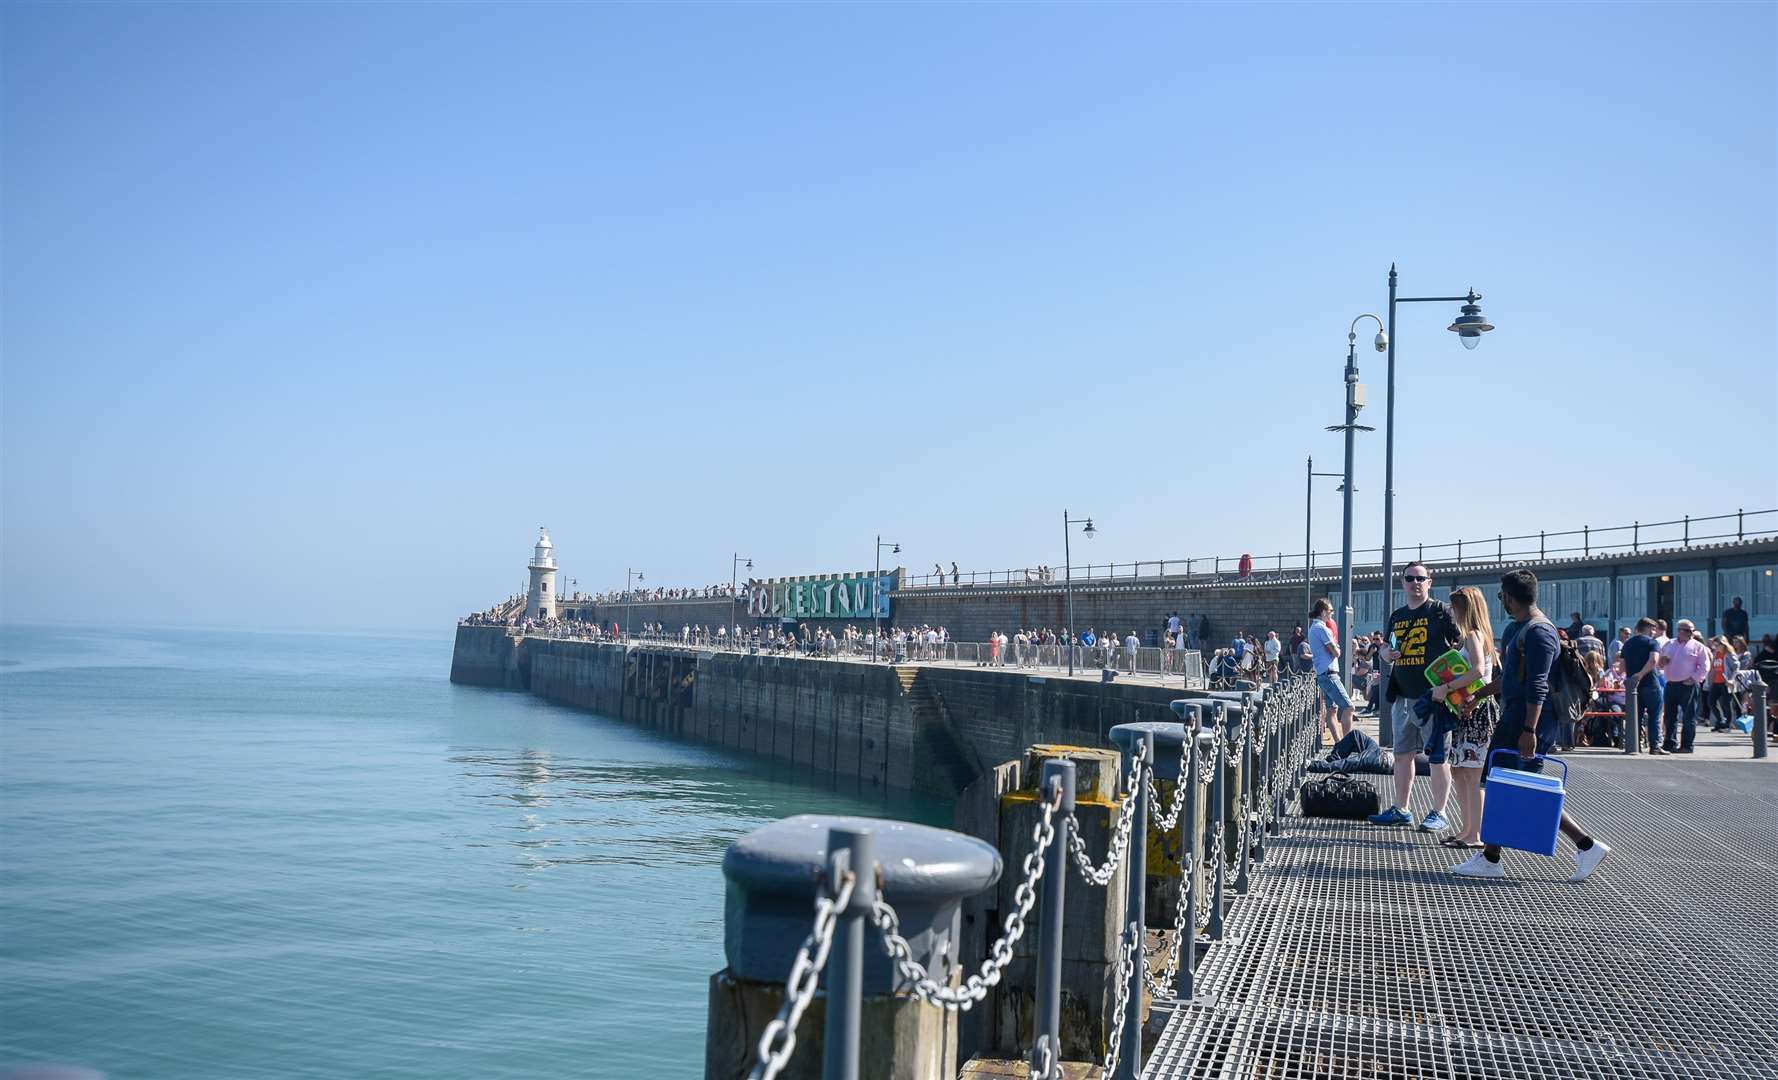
[
  {"xmin": 730, "ymin": 554, "xmax": 752, "ymax": 638},
  {"xmin": 1326, "ymin": 316, "xmax": 1383, "ymax": 697},
  {"xmin": 1376, "ymin": 266, "xmax": 1494, "ymax": 740},
  {"xmin": 1062, "ymin": 511, "xmax": 1096, "ymax": 675},
  {"xmin": 874, "ymin": 536, "xmax": 900, "ymax": 657}
]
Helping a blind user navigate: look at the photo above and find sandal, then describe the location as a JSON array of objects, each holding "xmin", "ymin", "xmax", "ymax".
[{"xmin": 1439, "ymin": 837, "xmax": 1482, "ymax": 849}]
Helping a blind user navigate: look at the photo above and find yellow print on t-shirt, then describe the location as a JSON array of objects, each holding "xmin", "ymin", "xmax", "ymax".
[{"xmin": 1393, "ymin": 618, "xmax": 1430, "ymax": 668}]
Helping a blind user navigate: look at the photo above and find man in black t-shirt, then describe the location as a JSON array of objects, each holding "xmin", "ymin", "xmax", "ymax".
[{"xmin": 1367, "ymin": 562, "xmax": 1462, "ymax": 832}]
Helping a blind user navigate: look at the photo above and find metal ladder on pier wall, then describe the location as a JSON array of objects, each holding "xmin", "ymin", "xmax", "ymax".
[{"xmin": 893, "ymin": 666, "xmax": 981, "ymax": 797}]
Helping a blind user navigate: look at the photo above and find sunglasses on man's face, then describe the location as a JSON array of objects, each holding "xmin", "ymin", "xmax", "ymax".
[{"xmin": 1403, "ymin": 574, "xmax": 1429, "ymax": 583}]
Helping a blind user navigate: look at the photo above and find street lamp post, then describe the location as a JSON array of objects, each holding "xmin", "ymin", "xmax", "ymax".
[
  {"xmin": 624, "ymin": 568, "xmax": 644, "ymax": 639},
  {"xmin": 1326, "ymin": 316, "xmax": 1382, "ymax": 697},
  {"xmin": 1379, "ymin": 265, "xmax": 1493, "ymax": 740},
  {"xmin": 730, "ymin": 553, "xmax": 752, "ymax": 642},
  {"xmin": 1303, "ymin": 458, "xmax": 1346, "ymax": 620},
  {"xmin": 1062, "ymin": 511, "xmax": 1096, "ymax": 676},
  {"xmin": 874, "ymin": 536, "xmax": 899, "ymax": 661}
]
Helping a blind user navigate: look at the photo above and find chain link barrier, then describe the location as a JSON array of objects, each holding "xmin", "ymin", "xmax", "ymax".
[
  {"xmin": 869, "ymin": 783, "xmax": 1061, "ymax": 1011},
  {"xmin": 743, "ymin": 673, "xmax": 1328, "ymax": 1080},
  {"xmin": 747, "ymin": 870, "xmax": 857, "ymax": 1080},
  {"xmin": 1101, "ymin": 922, "xmax": 1140, "ymax": 1080},
  {"xmin": 1066, "ymin": 742, "xmax": 1147, "ymax": 887}
]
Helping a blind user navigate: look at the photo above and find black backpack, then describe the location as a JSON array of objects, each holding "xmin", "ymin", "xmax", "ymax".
[
  {"xmin": 1299, "ymin": 774, "xmax": 1381, "ymax": 819},
  {"xmin": 1516, "ymin": 617, "xmax": 1593, "ymax": 729}
]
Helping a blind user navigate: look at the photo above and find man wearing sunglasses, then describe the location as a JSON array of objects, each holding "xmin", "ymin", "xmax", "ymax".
[{"xmin": 1369, "ymin": 562, "xmax": 1460, "ymax": 831}]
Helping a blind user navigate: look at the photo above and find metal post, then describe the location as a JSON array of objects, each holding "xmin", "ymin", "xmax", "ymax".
[
  {"xmin": 1737, "ymin": 507, "xmax": 1744, "ymax": 541},
  {"xmin": 1623, "ymin": 679, "xmax": 1640, "ymax": 755},
  {"xmin": 1684, "ymin": 515, "xmax": 1690, "ymax": 546},
  {"xmin": 1304, "ymin": 457, "xmax": 1313, "ymax": 619},
  {"xmin": 1338, "ymin": 340, "xmax": 1359, "ymax": 699},
  {"xmin": 1118, "ymin": 731, "xmax": 1152, "ymax": 1080},
  {"xmin": 1033, "ymin": 759, "xmax": 1074, "ymax": 1078},
  {"xmin": 1244, "ymin": 693, "xmax": 1258, "ymax": 896},
  {"xmin": 1177, "ymin": 716, "xmax": 1201, "ymax": 1000},
  {"xmin": 1064, "ymin": 511, "xmax": 1075, "ymax": 677},
  {"xmin": 1382, "ymin": 264, "xmax": 1399, "ymax": 622},
  {"xmin": 1207, "ymin": 706, "xmax": 1228, "ymax": 941},
  {"xmin": 1584, "ymin": 526, "xmax": 1590, "ymax": 557},
  {"xmin": 1753, "ymin": 683, "xmax": 1768, "ymax": 760},
  {"xmin": 822, "ymin": 827, "xmax": 875, "ymax": 1080}
]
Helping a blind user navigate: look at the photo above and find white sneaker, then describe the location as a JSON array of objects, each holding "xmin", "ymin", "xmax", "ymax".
[
  {"xmin": 1451, "ymin": 852, "xmax": 1505, "ymax": 878},
  {"xmin": 1569, "ymin": 841, "xmax": 1612, "ymax": 882}
]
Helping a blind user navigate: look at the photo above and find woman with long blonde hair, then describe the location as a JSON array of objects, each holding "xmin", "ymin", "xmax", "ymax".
[{"xmin": 1430, "ymin": 586, "xmax": 1500, "ymax": 848}]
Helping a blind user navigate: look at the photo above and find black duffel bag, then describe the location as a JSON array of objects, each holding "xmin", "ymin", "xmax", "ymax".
[{"xmin": 1299, "ymin": 773, "xmax": 1381, "ymax": 819}]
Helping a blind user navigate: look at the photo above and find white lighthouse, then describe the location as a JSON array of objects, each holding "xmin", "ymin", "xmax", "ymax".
[{"xmin": 525, "ymin": 527, "xmax": 558, "ymax": 621}]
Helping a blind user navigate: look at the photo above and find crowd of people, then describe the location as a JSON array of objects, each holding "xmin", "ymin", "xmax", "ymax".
[
  {"xmin": 1304, "ymin": 562, "xmax": 1778, "ymax": 882},
  {"xmin": 585, "ymin": 583, "xmax": 739, "ymax": 603}
]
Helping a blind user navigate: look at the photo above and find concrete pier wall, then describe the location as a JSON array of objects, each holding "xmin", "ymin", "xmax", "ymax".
[{"xmin": 450, "ymin": 631, "xmax": 1184, "ymax": 799}]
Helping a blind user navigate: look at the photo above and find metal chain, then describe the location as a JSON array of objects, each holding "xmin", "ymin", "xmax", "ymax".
[
  {"xmin": 869, "ymin": 785, "xmax": 1060, "ymax": 1010},
  {"xmin": 748, "ymin": 870, "xmax": 857, "ymax": 1080},
  {"xmin": 1101, "ymin": 922, "xmax": 1140, "ymax": 1080},
  {"xmin": 1031, "ymin": 1036, "xmax": 1056, "ymax": 1080},
  {"xmin": 1067, "ymin": 744, "xmax": 1147, "ymax": 887},
  {"xmin": 1146, "ymin": 748, "xmax": 1191, "ymax": 832}
]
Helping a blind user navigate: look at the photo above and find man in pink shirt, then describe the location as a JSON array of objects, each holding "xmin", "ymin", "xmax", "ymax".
[{"xmin": 1658, "ymin": 619, "xmax": 1710, "ymax": 753}]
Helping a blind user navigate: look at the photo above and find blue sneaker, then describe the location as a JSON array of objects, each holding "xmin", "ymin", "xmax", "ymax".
[
  {"xmin": 1418, "ymin": 810, "xmax": 1451, "ymax": 833},
  {"xmin": 1368, "ymin": 806, "xmax": 1411, "ymax": 827}
]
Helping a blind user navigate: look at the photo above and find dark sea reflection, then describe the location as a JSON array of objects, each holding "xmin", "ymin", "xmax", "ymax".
[{"xmin": 0, "ymin": 626, "xmax": 947, "ymax": 1080}]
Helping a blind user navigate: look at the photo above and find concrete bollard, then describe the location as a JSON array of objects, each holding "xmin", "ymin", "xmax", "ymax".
[
  {"xmin": 973, "ymin": 745, "xmax": 1125, "ymax": 1066},
  {"xmin": 708, "ymin": 814, "xmax": 1002, "ymax": 1080}
]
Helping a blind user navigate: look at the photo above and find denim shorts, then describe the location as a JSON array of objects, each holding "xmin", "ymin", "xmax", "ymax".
[{"xmin": 1316, "ymin": 670, "xmax": 1352, "ymax": 711}]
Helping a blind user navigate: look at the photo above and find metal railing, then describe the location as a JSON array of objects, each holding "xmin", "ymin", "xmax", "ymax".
[
  {"xmin": 739, "ymin": 676, "xmax": 1324, "ymax": 1079},
  {"xmin": 508, "ymin": 626, "xmax": 1212, "ymax": 687},
  {"xmin": 897, "ymin": 507, "xmax": 1778, "ymax": 589}
]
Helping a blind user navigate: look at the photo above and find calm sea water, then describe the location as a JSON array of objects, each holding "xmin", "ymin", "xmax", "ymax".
[{"xmin": 0, "ymin": 625, "xmax": 945, "ymax": 1079}]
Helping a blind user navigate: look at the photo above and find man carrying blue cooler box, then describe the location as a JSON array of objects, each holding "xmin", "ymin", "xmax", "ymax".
[{"xmin": 1451, "ymin": 569, "xmax": 1614, "ymax": 882}]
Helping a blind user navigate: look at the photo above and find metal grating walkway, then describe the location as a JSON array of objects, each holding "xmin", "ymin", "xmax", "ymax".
[{"xmin": 1145, "ymin": 755, "xmax": 1778, "ymax": 1080}]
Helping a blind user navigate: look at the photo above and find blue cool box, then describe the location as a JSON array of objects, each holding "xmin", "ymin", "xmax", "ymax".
[{"xmin": 1480, "ymin": 751, "xmax": 1567, "ymax": 856}]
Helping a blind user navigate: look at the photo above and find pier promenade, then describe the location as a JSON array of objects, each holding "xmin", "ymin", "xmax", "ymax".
[{"xmin": 1146, "ymin": 747, "xmax": 1778, "ymax": 1080}]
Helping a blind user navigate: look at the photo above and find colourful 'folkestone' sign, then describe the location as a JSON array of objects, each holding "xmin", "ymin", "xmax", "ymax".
[{"xmin": 745, "ymin": 574, "xmax": 894, "ymax": 620}]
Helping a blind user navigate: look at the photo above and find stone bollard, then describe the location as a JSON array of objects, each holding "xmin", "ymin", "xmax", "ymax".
[
  {"xmin": 987, "ymin": 744, "xmax": 1126, "ymax": 1066},
  {"xmin": 707, "ymin": 814, "xmax": 1003, "ymax": 1080}
]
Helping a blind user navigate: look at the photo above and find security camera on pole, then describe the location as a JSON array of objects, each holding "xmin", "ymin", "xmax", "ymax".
[{"xmin": 1325, "ymin": 317, "xmax": 1382, "ymax": 699}]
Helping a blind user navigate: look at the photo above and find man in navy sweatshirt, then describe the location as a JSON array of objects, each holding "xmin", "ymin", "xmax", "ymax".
[{"xmin": 1452, "ymin": 569, "xmax": 1613, "ymax": 881}]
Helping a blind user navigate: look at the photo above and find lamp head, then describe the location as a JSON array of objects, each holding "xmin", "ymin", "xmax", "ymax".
[
  {"xmin": 745, "ymin": 559, "xmax": 753, "ymax": 570},
  {"xmin": 891, "ymin": 543, "xmax": 900, "ymax": 555},
  {"xmin": 1373, "ymin": 329, "xmax": 1388, "ymax": 353},
  {"xmin": 1083, "ymin": 518, "xmax": 1096, "ymax": 538},
  {"xmin": 1447, "ymin": 290, "xmax": 1493, "ymax": 349}
]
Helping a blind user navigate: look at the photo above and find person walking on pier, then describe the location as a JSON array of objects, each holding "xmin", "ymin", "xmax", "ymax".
[
  {"xmin": 1371, "ymin": 562, "xmax": 1459, "ymax": 833},
  {"xmin": 1453, "ymin": 570, "xmax": 1611, "ymax": 881}
]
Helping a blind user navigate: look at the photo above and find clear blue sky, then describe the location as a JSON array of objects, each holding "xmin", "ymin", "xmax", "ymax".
[{"xmin": 4, "ymin": 2, "xmax": 1774, "ymax": 633}]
